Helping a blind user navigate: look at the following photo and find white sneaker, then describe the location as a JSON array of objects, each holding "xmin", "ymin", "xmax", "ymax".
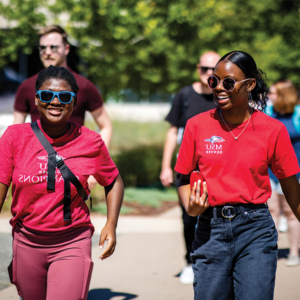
[
  {"xmin": 179, "ymin": 264, "xmax": 194, "ymax": 284},
  {"xmin": 285, "ymin": 255, "xmax": 300, "ymax": 267},
  {"xmin": 278, "ymin": 216, "xmax": 288, "ymax": 233}
]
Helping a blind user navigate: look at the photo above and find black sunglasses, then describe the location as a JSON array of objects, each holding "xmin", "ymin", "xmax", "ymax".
[
  {"xmin": 36, "ymin": 90, "xmax": 76, "ymax": 104},
  {"xmin": 38, "ymin": 45, "xmax": 60, "ymax": 54},
  {"xmin": 207, "ymin": 76, "xmax": 251, "ymax": 92},
  {"xmin": 197, "ymin": 65, "xmax": 215, "ymax": 73}
]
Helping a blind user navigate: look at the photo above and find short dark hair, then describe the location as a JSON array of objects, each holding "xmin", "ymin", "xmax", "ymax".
[
  {"xmin": 35, "ymin": 65, "xmax": 79, "ymax": 94},
  {"xmin": 218, "ymin": 51, "xmax": 268, "ymax": 111},
  {"xmin": 38, "ymin": 25, "xmax": 68, "ymax": 45}
]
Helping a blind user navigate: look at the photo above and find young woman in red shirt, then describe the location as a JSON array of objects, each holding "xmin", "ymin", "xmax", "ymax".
[
  {"xmin": 175, "ymin": 51, "xmax": 300, "ymax": 300},
  {"xmin": 0, "ymin": 66, "xmax": 124, "ymax": 300}
]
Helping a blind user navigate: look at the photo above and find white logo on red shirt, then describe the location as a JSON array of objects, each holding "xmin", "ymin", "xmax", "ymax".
[
  {"xmin": 18, "ymin": 155, "xmax": 79, "ymax": 184},
  {"xmin": 204, "ymin": 136, "xmax": 225, "ymax": 154},
  {"xmin": 37, "ymin": 156, "xmax": 48, "ymax": 161}
]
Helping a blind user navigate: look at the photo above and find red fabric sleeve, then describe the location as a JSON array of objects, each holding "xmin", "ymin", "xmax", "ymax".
[
  {"xmin": 83, "ymin": 81, "xmax": 103, "ymax": 112},
  {"xmin": 93, "ymin": 138, "xmax": 119, "ymax": 186},
  {"xmin": 0, "ymin": 126, "xmax": 15, "ymax": 186},
  {"xmin": 270, "ymin": 124, "xmax": 300, "ymax": 179},
  {"xmin": 14, "ymin": 81, "xmax": 31, "ymax": 113},
  {"xmin": 174, "ymin": 120, "xmax": 198, "ymax": 174}
]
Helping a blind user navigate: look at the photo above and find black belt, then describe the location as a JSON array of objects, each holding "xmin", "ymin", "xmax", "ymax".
[{"xmin": 201, "ymin": 203, "xmax": 268, "ymax": 220}]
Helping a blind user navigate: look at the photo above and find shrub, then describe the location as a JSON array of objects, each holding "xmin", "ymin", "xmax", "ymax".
[{"xmin": 112, "ymin": 145, "xmax": 164, "ymax": 187}]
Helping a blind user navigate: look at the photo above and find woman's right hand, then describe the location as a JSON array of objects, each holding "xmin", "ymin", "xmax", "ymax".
[
  {"xmin": 187, "ymin": 180, "xmax": 209, "ymax": 216},
  {"xmin": 99, "ymin": 222, "xmax": 117, "ymax": 260}
]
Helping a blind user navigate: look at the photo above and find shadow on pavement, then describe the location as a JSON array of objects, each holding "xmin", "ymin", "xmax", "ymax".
[{"xmin": 88, "ymin": 288, "xmax": 137, "ymax": 300}]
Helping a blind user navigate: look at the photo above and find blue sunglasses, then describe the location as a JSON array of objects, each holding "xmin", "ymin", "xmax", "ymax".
[{"xmin": 36, "ymin": 90, "xmax": 76, "ymax": 104}]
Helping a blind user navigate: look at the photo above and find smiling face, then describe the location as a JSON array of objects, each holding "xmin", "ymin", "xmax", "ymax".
[
  {"xmin": 212, "ymin": 60, "xmax": 256, "ymax": 111},
  {"xmin": 39, "ymin": 32, "xmax": 69, "ymax": 68},
  {"xmin": 35, "ymin": 78, "xmax": 76, "ymax": 127}
]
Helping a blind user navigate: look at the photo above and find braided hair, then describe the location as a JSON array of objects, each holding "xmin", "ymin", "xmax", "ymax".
[
  {"xmin": 35, "ymin": 65, "xmax": 79, "ymax": 94},
  {"xmin": 218, "ymin": 51, "xmax": 267, "ymax": 111}
]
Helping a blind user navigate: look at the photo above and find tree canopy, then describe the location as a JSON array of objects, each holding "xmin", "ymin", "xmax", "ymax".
[{"xmin": 1, "ymin": 0, "xmax": 300, "ymax": 99}]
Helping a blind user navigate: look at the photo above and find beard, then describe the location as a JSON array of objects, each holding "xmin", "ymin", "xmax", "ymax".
[{"xmin": 41, "ymin": 54, "xmax": 66, "ymax": 68}]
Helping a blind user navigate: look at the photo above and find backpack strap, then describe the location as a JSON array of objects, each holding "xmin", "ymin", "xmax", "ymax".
[{"xmin": 31, "ymin": 121, "xmax": 88, "ymax": 221}]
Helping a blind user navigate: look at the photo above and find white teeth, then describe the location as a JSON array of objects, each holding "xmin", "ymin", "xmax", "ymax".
[{"xmin": 218, "ymin": 96, "xmax": 228, "ymax": 99}]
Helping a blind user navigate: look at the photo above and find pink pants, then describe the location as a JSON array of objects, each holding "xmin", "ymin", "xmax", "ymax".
[{"xmin": 8, "ymin": 225, "xmax": 94, "ymax": 300}]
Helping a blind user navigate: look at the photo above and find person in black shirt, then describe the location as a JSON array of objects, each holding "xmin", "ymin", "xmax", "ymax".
[{"xmin": 160, "ymin": 51, "xmax": 220, "ymax": 284}]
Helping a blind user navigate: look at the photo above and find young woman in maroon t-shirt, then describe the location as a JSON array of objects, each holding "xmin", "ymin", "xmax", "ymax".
[
  {"xmin": 175, "ymin": 51, "xmax": 300, "ymax": 300},
  {"xmin": 0, "ymin": 66, "xmax": 124, "ymax": 300}
]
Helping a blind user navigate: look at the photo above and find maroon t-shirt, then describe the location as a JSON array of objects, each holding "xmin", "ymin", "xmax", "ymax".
[{"xmin": 14, "ymin": 69, "xmax": 103, "ymax": 125}]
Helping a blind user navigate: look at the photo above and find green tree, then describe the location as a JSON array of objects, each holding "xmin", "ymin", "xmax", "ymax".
[{"xmin": 1, "ymin": 0, "xmax": 300, "ymax": 98}]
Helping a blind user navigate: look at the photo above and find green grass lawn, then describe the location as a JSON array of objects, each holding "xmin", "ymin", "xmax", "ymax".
[
  {"xmin": 124, "ymin": 187, "xmax": 178, "ymax": 207},
  {"xmin": 85, "ymin": 120, "xmax": 170, "ymax": 154},
  {"xmin": 91, "ymin": 186, "xmax": 178, "ymax": 215}
]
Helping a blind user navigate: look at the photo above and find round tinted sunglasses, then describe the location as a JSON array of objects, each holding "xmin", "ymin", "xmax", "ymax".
[
  {"xmin": 207, "ymin": 76, "xmax": 251, "ymax": 92},
  {"xmin": 36, "ymin": 90, "xmax": 76, "ymax": 104},
  {"xmin": 38, "ymin": 45, "xmax": 60, "ymax": 54}
]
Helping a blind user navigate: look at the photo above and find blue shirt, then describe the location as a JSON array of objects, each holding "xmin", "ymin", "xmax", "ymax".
[{"xmin": 269, "ymin": 111, "xmax": 300, "ymax": 181}]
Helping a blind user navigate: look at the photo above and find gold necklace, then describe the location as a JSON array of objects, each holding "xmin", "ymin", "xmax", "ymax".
[{"xmin": 219, "ymin": 108, "xmax": 253, "ymax": 140}]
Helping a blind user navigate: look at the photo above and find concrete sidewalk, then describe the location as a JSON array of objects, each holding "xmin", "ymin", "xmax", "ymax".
[{"xmin": 0, "ymin": 206, "xmax": 300, "ymax": 299}]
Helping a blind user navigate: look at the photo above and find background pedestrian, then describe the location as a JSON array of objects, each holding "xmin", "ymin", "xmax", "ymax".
[{"xmin": 160, "ymin": 51, "xmax": 220, "ymax": 284}]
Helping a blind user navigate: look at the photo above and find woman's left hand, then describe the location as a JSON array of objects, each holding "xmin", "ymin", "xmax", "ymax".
[
  {"xmin": 187, "ymin": 180, "xmax": 209, "ymax": 216},
  {"xmin": 178, "ymin": 175, "xmax": 209, "ymax": 217},
  {"xmin": 99, "ymin": 223, "xmax": 117, "ymax": 260}
]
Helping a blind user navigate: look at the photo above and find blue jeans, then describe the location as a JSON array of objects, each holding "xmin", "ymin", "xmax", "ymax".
[{"xmin": 190, "ymin": 205, "xmax": 278, "ymax": 300}]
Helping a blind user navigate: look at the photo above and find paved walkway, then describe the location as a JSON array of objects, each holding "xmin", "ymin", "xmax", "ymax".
[{"xmin": 0, "ymin": 206, "xmax": 299, "ymax": 299}]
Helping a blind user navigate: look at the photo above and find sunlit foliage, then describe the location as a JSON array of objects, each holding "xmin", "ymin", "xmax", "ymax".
[{"xmin": 1, "ymin": 0, "xmax": 300, "ymax": 98}]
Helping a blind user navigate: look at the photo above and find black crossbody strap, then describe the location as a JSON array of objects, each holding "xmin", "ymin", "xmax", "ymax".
[
  {"xmin": 56, "ymin": 159, "xmax": 88, "ymax": 201},
  {"xmin": 31, "ymin": 121, "xmax": 88, "ymax": 221},
  {"xmin": 31, "ymin": 122, "xmax": 56, "ymax": 191},
  {"xmin": 57, "ymin": 161, "xmax": 72, "ymax": 221}
]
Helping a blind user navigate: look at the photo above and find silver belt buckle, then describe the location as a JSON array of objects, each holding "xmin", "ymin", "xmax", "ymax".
[{"xmin": 222, "ymin": 206, "xmax": 236, "ymax": 220}]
